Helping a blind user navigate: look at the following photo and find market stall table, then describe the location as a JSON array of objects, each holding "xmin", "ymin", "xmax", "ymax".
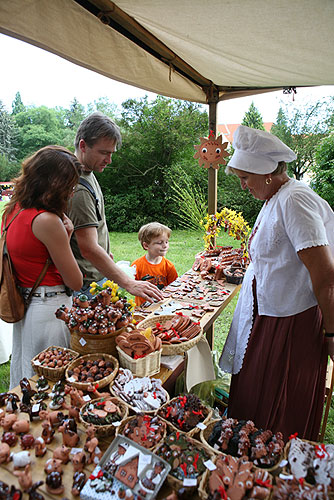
[{"xmin": 0, "ymin": 377, "xmax": 202, "ymax": 499}]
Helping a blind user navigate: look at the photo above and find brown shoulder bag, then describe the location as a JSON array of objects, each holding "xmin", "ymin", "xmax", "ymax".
[{"xmin": 0, "ymin": 210, "xmax": 50, "ymax": 323}]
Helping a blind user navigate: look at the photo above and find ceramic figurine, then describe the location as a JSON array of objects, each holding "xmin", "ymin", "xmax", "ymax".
[
  {"xmin": 12, "ymin": 419, "xmax": 30, "ymax": 434},
  {"xmin": 34, "ymin": 437, "xmax": 47, "ymax": 457},
  {"xmin": 71, "ymin": 451, "xmax": 86, "ymax": 473},
  {"xmin": 39, "ymin": 409, "xmax": 66, "ymax": 427},
  {"xmin": 45, "ymin": 471, "xmax": 64, "ymax": 495},
  {"xmin": 19, "ymin": 378, "xmax": 36, "ymax": 398},
  {"xmin": 0, "ymin": 442, "xmax": 11, "ymax": 464},
  {"xmin": 84, "ymin": 425, "xmax": 102, "ymax": 465},
  {"xmin": 53, "ymin": 444, "xmax": 70, "ymax": 464},
  {"xmin": 6, "ymin": 393, "xmax": 19, "ymax": 413},
  {"xmin": 20, "ymin": 434, "xmax": 35, "ymax": 450},
  {"xmin": 14, "ymin": 464, "xmax": 33, "ymax": 492},
  {"xmin": 12, "ymin": 450, "xmax": 31, "ymax": 469},
  {"xmin": 49, "ymin": 393, "xmax": 65, "ymax": 410},
  {"xmin": 36, "ymin": 376, "xmax": 50, "ymax": 392},
  {"xmin": 27, "ymin": 481, "xmax": 45, "ymax": 500},
  {"xmin": 71, "ymin": 471, "xmax": 87, "ymax": 496},
  {"xmin": 1, "ymin": 431, "xmax": 18, "ymax": 447},
  {"xmin": 44, "ymin": 458, "xmax": 63, "ymax": 475},
  {"xmin": 58, "ymin": 417, "xmax": 79, "ymax": 447},
  {"xmin": 0, "ymin": 413, "xmax": 17, "ymax": 431},
  {"xmin": 41, "ymin": 419, "xmax": 55, "ymax": 444}
]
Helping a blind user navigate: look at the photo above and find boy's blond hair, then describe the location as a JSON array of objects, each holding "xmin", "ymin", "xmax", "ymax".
[{"xmin": 138, "ymin": 222, "xmax": 171, "ymax": 249}]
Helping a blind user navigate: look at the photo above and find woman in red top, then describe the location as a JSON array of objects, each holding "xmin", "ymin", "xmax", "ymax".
[{"xmin": 2, "ymin": 146, "xmax": 83, "ymax": 388}]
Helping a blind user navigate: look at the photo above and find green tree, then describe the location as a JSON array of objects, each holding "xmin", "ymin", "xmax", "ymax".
[
  {"xmin": 65, "ymin": 98, "xmax": 86, "ymax": 129},
  {"xmin": 11, "ymin": 91, "xmax": 25, "ymax": 115},
  {"xmin": 0, "ymin": 101, "xmax": 18, "ymax": 161},
  {"xmin": 13, "ymin": 106, "xmax": 63, "ymax": 160},
  {"xmin": 312, "ymin": 131, "xmax": 334, "ymax": 208},
  {"xmin": 87, "ymin": 97, "xmax": 118, "ymax": 118},
  {"xmin": 99, "ymin": 95, "xmax": 208, "ymax": 230},
  {"xmin": 241, "ymin": 102, "xmax": 265, "ymax": 130},
  {"xmin": 271, "ymin": 103, "xmax": 327, "ymax": 180}
]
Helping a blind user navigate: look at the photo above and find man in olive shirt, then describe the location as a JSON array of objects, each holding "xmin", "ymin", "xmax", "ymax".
[{"xmin": 69, "ymin": 112, "xmax": 163, "ymax": 303}]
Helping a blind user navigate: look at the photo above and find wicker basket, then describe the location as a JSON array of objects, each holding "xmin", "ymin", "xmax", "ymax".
[
  {"xmin": 115, "ymin": 414, "xmax": 167, "ymax": 451},
  {"xmin": 116, "ymin": 345, "xmax": 162, "ymax": 377},
  {"xmin": 79, "ymin": 396, "xmax": 128, "ymax": 437},
  {"xmin": 200, "ymin": 419, "xmax": 284, "ymax": 473},
  {"xmin": 31, "ymin": 345, "xmax": 80, "ymax": 381},
  {"xmin": 65, "ymin": 353, "xmax": 119, "ymax": 390},
  {"xmin": 155, "ymin": 433, "xmax": 216, "ymax": 491},
  {"xmin": 158, "ymin": 396, "xmax": 213, "ymax": 438},
  {"xmin": 138, "ymin": 314, "xmax": 204, "ymax": 355},
  {"xmin": 69, "ymin": 324, "xmax": 134, "ymax": 356},
  {"xmin": 198, "ymin": 455, "xmax": 272, "ymax": 500},
  {"xmin": 110, "ymin": 380, "xmax": 170, "ymax": 414}
]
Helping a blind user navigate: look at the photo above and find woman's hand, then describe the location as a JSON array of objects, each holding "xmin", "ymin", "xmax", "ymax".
[{"xmin": 62, "ymin": 214, "xmax": 74, "ymax": 239}]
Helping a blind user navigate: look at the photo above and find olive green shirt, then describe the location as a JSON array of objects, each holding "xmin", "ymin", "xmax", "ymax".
[{"xmin": 68, "ymin": 171, "xmax": 110, "ymax": 288}]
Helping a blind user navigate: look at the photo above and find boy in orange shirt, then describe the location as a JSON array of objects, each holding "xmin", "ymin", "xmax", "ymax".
[{"xmin": 131, "ymin": 222, "xmax": 178, "ymax": 306}]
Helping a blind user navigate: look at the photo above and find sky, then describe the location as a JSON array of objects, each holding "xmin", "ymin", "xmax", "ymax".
[{"xmin": 1, "ymin": 33, "xmax": 334, "ymax": 125}]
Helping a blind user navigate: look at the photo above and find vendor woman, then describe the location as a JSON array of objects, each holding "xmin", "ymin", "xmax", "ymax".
[{"xmin": 220, "ymin": 125, "xmax": 334, "ymax": 441}]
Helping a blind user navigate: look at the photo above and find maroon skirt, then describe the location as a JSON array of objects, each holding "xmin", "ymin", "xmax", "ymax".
[{"xmin": 227, "ymin": 282, "xmax": 328, "ymax": 441}]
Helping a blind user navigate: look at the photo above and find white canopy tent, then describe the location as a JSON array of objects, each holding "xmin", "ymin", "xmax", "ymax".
[{"xmin": 1, "ymin": 0, "xmax": 334, "ymax": 211}]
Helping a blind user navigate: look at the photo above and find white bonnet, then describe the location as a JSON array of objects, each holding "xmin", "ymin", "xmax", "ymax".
[{"xmin": 227, "ymin": 125, "xmax": 296, "ymax": 174}]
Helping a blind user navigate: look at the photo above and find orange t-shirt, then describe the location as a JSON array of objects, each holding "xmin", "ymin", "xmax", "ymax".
[{"xmin": 131, "ymin": 255, "xmax": 178, "ymax": 306}]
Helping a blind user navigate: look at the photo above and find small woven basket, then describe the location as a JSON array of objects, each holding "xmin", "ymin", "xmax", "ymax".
[
  {"xmin": 198, "ymin": 455, "xmax": 273, "ymax": 500},
  {"xmin": 138, "ymin": 314, "xmax": 203, "ymax": 355},
  {"xmin": 65, "ymin": 352, "xmax": 119, "ymax": 390},
  {"xmin": 31, "ymin": 345, "xmax": 80, "ymax": 381},
  {"xmin": 155, "ymin": 434, "xmax": 216, "ymax": 491},
  {"xmin": 69, "ymin": 325, "xmax": 131, "ymax": 356},
  {"xmin": 110, "ymin": 381, "xmax": 170, "ymax": 415},
  {"xmin": 158, "ymin": 396, "xmax": 213, "ymax": 438},
  {"xmin": 116, "ymin": 345, "xmax": 162, "ymax": 377},
  {"xmin": 200, "ymin": 419, "xmax": 284, "ymax": 473},
  {"xmin": 115, "ymin": 414, "xmax": 167, "ymax": 451},
  {"xmin": 79, "ymin": 396, "xmax": 128, "ymax": 437}
]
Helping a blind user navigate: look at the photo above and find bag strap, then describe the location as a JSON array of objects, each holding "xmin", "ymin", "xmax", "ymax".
[
  {"xmin": 78, "ymin": 178, "xmax": 102, "ymax": 221},
  {"xmin": 2, "ymin": 208, "xmax": 24, "ymax": 235},
  {"xmin": 2, "ymin": 208, "xmax": 51, "ymax": 306},
  {"xmin": 24, "ymin": 258, "xmax": 51, "ymax": 307}
]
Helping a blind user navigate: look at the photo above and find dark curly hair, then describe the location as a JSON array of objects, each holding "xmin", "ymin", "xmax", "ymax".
[{"xmin": 3, "ymin": 145, "xmax": 82, "ymax": 219}]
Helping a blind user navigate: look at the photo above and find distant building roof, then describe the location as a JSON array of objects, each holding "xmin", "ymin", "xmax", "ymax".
[{"xmin": 218, "ymin": 122, "xmax": 273, "ymax": 144}]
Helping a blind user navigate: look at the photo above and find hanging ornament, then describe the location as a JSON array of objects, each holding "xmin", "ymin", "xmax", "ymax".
[{"xmin": 193, "ymin": 131, "xmax": 229, "ymax": 169}]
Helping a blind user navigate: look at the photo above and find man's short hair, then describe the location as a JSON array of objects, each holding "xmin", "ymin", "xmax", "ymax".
[{"xmin": 75, "ymin": 112, "xmax": 122, "ymax": 150}]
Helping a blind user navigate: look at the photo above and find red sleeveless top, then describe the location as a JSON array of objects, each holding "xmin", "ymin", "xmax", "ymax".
[{"xmin": 4, "ymin": 205, "xmax": 63, "ymax": 287}]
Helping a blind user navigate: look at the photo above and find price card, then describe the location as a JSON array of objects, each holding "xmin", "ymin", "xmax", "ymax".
[
  {"xmin": 83, "ymin": 395, "xmax": 91, "ymax": 402},
  {"xmin": 279, "ymin": 473, "xmax": 294, "ymax": 480},
  {"xmin": 67, "ymin": 376, "xmax": 76, "ymax": 383},
  {"xmin": 32, "ymin": 404, "xmax": 40, "ymax": 413},
  {"xmin": 204, "ymin": 459, "xmax": 217, "ymax": 471},
  {"xmin": 196, "ymin": 422, "xmax": 207, "ymax": 430},
  {"xmin": 71, "ymin": 447, "xmax": 83, "ymax": 455},
  {"xmin": 79, "ymin": 337, "xmax": 87, "ymax": 346},
  {"xmin": 33, "ymin": 360, "xmax": 41, "ymax": 365},
  {"xmin": 183, "ymin": 478, "xmax": 197, "ymax": 487},
  {"xmin": 112, "ymin": 421, "xmax": 121, "ymax": 427}
]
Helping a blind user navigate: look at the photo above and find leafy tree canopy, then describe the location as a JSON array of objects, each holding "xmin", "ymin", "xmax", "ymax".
[{"xmin": 241, "ymin": 102, "xmax": 265, "ymax": 130}]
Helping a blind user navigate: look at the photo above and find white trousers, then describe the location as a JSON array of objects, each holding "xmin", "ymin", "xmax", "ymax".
[{"xmin": 10, "ymin": 286, "xmax": 72, "ymax": 389}]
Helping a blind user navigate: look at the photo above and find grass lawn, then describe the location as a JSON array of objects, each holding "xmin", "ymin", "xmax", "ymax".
[{"xmin": 0, "ymin": 199, "xmax": 333, "ymax": 443}]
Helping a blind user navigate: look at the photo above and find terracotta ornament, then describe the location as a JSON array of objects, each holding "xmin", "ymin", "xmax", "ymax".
[
  {"xmin": 20, "ymin": 434, "xmax": 35, "ymax": 450},
  {"xmin": 71, "ymin": 450, "xmax": 87, "ymax": 473},
  {"xmin": 53, "ymin": 444, "xmax": 70, "ymax": 464},
  {"xmin": 26, "ymin": 481, "xmax": 45, "ymax": 500},
  {"xmin": 0, "ymin": 413, "xmax": 17, "ymax": 431},
  {"xmin": 58, "ymin": 417, "xmax": 80, "ymax": 447},
  {"xmin": 194, "ymin": 132, "xmax": 229, "ymax": 169},
  {"xmin": 45, "ymin": 471, "xmax": 64, "ymax": 495},
  {"xmin": 34, "ymin": 437, "xmax": 47, "ymax": 457},
  {"xmin": 14, "ymin": 464, "xmax": 33, "ymax": 492},
  {"xmin": 12, "ymin": 450, "xmax": 31, "ymax": 469},
  {"xmin": 71, "ymin": 471, "xmax": 87, "ymax": 496},
  {"xmin": 44, "ymin": 458, "xmax": 63, "ymax": 475},
  {"xmin": 0, "ymin": 442, "xmax": 11, "ymax": 464}
]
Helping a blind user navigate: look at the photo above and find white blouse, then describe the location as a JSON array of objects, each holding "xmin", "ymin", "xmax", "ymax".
[{"xmin": 220, "ymin": 178, "xmax": 334, "ymax": 374}]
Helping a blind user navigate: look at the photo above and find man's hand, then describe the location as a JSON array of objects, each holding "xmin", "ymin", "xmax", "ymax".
[
  {"xmin": 127, "ymin": 280, "xmax": 164, "ymax": 303},
  {"xmin": 62, "ymin": 214, "xmax": 74, "ymax": 239}
]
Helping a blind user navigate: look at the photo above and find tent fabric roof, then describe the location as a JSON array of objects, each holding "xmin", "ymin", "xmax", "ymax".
[{"xmin": 1, "ymin": 0, "xmax": 334, "ymax": 104}]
